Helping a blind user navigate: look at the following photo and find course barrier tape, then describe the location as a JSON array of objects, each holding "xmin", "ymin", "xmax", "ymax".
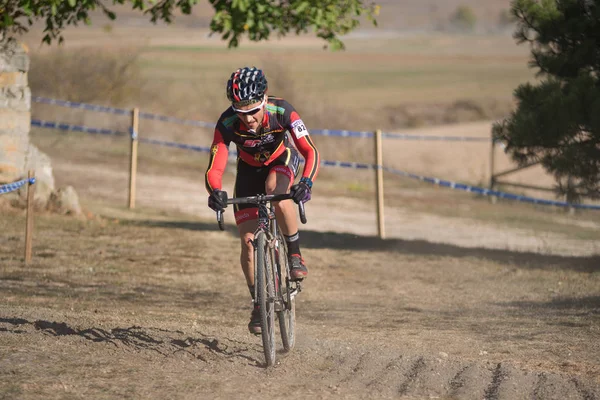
[
  {"xmin": 383, "ymin": 166, "xmax": 600, "ymax": 210},
  {"xmin": 139, "ymin": 138, "xmax": 210, "ymax": 153},
  {"xmin": 382, "ymin": 132, "xmax": 490, "ymax": 142},
  {"xmin": 31, "ymin": 119, "xmax": 126, "ymax": 136},
  {"xmin": 33, "ymin": 96, "xmax": 131, "ymax": 116},
  {"xmin": 33, "ymin": 97, "xmax": 491, "ymax": 142},
  {"xmin": 31, "ymin": 117, "xmax": 599, "ymax": 210},
  {"xmin": 138, "ymin": 111, "xmax": 217, "ymax": 129},
  {"xmin": 321, "ymin": 159, "xmax": 373, "ymax": 169},
  {"xmin": 311, "ymin": 129, "xmax": 372, "ymax": 138},
  {"xmin": 0, "ymin": 178, "xmax": 36, "ymax": 195},
  {"xmin": 311, "ymin": 129, "xmax": 490, "ymax": 142}
]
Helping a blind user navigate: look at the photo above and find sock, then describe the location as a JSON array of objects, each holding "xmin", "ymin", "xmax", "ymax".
[
  {"xmin": 248, "ymin": 285, "xmax": 255, "ymax": 302},
  {"xmin": 284, "ymin": 231, "xmax": 301, "ymax": 256}
]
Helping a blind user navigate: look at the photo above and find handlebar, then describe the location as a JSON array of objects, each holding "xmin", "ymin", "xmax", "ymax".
[{"xmin": 216, "ymin": 193, "xmax": 307, "ymax": 230}]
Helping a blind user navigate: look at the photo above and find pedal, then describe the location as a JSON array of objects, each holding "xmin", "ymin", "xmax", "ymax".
[{"xmin": 274, "ymin": 300, "xmax": 284, "ymax": 312}]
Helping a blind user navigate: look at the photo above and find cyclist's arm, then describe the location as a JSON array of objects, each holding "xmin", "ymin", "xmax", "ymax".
[
  {"xmin": 288, "ymin": 111, "xmax": 320, "ymax": 183},
  {"xmin": 205, "ymin": 128, "xmax": 229, "ymax": 193}
]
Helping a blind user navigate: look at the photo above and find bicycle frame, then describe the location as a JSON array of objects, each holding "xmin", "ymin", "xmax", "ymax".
[
  {"xmin": 215, "ymin": 193, "xmax": 306, "ymax": 366},
  {"xmin": 217, "ymin": 194, "xmax": 304, "ymax": 305}
]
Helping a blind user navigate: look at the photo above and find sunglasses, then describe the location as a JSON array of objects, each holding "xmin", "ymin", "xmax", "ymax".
[{"xmin": 231, "ymin": 98, "xmax": 266, "ymax": 115}]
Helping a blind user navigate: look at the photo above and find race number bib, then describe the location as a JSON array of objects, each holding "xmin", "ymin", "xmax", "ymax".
[{"xmin": 291, "ymin": 119, "xmax": 308, "ymax": 139}]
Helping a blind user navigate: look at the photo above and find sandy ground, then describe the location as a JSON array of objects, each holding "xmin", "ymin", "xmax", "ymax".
[{"xmin": 1, "ymin": 129, "xmax": 599, "ymax": 399}]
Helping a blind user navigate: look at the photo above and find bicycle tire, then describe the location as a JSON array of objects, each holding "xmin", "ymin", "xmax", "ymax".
[
  {"xmin": 256, "ymin": 231, "xmax": 276, "ymax": 366},
  {"xmin": 276, "ymin": 229, "xmax": 296, "ymax": 352}
]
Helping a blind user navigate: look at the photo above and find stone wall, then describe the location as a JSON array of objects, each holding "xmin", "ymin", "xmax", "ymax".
[
  {"xmin": 0, "ymin": 38, "xmax": 60, "ymax": 210},
  {"xmin": 0, "ymin": 38, "xmax": 31, "ymax": 183}
]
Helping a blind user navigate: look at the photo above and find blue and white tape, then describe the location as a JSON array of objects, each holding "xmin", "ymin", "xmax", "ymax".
[
  {"xmin": 310, "ymin": 129, "xmax": 490, "ymax": 142},
  {"xmin": 31, "ymin": 119, "xmax": 126, "ymax": 136},
  {"xmin": 138, "ymin": 112, "xmax": 216, "ymax": 129},
  {"xmin": 139, "ymin": 138, "xmax": 210, "ymax": 153},
  {"xmin": 33, "ymin": 97, "xmax": 216, "ymax": 128},
  {"xmin": 383, "ymin": 166, "xmax": 600, "ymax": 210},
  {"xmin": 311, "ymin": 129, "xmax": 372, "ymax": 138},
  {"xmin": 34, "ymin": 97, "xmax": 490, "ymax": 141},
  {"xmin": 0, "ymin": 178, "xmax": 35, "ymax": 195},
  {"xmin": 33, "ymin": 96, "xmax": 131, "ymax": 116},
  {"xmin": 29, "ymin": 115, "xmax": 598, "ymax": 210},
  {"xmin": 320, "ymin": 160, "xmax": 373, "ymax": 169},
  {"xmin": 382, "ymin": 132, "xmax": 489, "ymax": 142}
]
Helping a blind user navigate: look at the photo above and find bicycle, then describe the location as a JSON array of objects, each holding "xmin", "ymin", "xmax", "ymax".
[{"xmin": 216, "ymin": 193, "xmax": 307, "ymax": 367}]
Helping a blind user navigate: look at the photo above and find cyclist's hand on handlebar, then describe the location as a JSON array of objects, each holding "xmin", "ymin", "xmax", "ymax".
[
  {"xmin": 290, "ymin": 177, "xmax": 312, "ymax": 204},
  {"xmin": 208, "ymin": 189, "xmax": 228, "ymax": 211}
]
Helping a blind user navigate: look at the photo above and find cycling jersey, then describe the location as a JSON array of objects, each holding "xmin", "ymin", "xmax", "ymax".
[{"xmin": 205, "ymin": 97, "xmax": 320, "ymax": 193}]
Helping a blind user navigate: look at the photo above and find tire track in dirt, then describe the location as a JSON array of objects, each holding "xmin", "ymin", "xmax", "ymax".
[
  {"xmin": 572, "ymin": 377, "xmax": 598, "ymax": 400},
  {"xmin": 397, "ymin": 356, "xmax": 426, "ymax": 395},
  {"xmin": 483, "ymin": 363, "xmax": 507, "ymax": 400},
  {"xmin": 529, "ymin": 371, "xmax": 599, "ymax": 400},
  {"xmin": 293, "ymin": 338, "xmax": 600, "ymax": 400},
  {"xmin": 288, "ymin": 333, "xmax": 600, "ymax": 400},
  {"xmin": 292, "ymin": 334, "xmax": 600, "ymax": 400},
  {"xmin": 3, "ymin": 313, "xmax": 600, "ymax": 399},
  {"xmin": 448, "ymin": 364, "xmax": 470, "ymax": 395}
]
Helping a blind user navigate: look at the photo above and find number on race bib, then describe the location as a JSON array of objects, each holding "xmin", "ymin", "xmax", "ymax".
[{"xmin": 291, "ymin": 119, "xmax": 308, "ymax": 139}]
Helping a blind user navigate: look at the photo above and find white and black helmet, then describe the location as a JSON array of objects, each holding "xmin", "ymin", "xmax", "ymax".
[{"xmin": 226, "ymin": 67, "xmax": 268, "ymax": 104}]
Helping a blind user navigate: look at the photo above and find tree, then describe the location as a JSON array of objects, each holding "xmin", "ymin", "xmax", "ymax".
[
  {"xmin": 492, "ymin": 0, "xmax": 600, "ymax": 202},
  {"xmin": 449, "ymin": 5, "xmax": 477, "ymax": 33},
  {"xmin": 0, "ymin": 0, "xmax": 379, "ymax": 50}
]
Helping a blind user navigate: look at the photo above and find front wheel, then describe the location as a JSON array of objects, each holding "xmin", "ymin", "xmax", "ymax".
[
  {"xmin": 276, "ymin": 229, "xmax": 296, "ymax": 351},
  {"xmin": 256, "ymin": 231, "xmax": 276, "ymax": 366}
]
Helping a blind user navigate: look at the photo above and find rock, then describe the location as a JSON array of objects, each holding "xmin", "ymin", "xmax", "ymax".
[
  {"xmin": 25, "ymin": 144, "xmax": 55, "ymax": 208},
  {"xmin": 48, "ymin": 186, "xmax": 83, "ymax": 216}
]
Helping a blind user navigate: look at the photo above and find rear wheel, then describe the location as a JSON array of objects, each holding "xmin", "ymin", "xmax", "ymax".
[
  {"xmin": 256, "ymin": 231, "xmax": 276, "ymax": 366},
  {"xmin": 276, "ymin": 229, "xmax": 296, "ymax": 351}
]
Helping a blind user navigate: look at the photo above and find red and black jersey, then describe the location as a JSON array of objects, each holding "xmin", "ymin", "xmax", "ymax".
[{"xmin": 205, "ymin": 96, "xmax": 320, "ymax": 193}]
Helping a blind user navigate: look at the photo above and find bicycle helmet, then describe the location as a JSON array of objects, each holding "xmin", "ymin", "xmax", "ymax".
[{"xmin": 226, "ymin": 67, "xmax": 268, "ymax": 105}]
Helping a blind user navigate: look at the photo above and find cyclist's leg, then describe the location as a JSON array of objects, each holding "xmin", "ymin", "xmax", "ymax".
[
  {"xmin": 235, "ymin": 160, "xmax": 269, "ymax": 293},
  {"xmin": 265, "ymin": 148, "xmax": 297, "ymax": 235},
  {"xmin": 237, "ymin": 220, "xmax": 256, "ymax": 287},
  {"xmin": 235, "ymin": 160, "xmax": 271, "ymax": 333},
  {"xmin": 266, "ymin": 148, "xmax": 307, "ymax": 280}
]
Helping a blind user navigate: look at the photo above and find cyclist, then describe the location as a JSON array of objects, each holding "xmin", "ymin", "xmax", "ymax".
[{"xmin": 205, "ymin": 66, "xmax": 320, "ymax": 334}]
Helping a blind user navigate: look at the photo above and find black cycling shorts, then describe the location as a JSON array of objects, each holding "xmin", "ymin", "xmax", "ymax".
[{"xmin": 233, "ymin": 147, "xmax": 300, "ymax": 224}]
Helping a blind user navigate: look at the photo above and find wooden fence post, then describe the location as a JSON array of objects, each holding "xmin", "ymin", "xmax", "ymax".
[
  {"xmin": 374, "ymin": 129, "xmax": 386, "ymax": 239},
  {"xmin": 128, "ymin": 108, "xmax": 139, "ymax": 209},
  {"xmin": 489, "ymin": 133, "xmax": 497, "ymax": 204},
  {"xmin": 24, "ymin": 170, "xmax": 35, "ymax": 264}
]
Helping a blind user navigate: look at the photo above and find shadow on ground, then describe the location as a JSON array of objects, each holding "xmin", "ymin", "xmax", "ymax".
[
  {"xmin": 127, "ymin": 219, "xmax": 600, "ymax": 273},
  {"xmin": 0, "ymin": 317, "xmax": 260, "ymax": 365}
]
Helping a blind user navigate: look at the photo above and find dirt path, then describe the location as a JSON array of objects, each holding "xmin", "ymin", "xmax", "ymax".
[
  {"xmin": 1, "ymin": 143, "xmax": 599, "ymax": 399},
  {"xmin": 1, "ymin": 204, "xmax": 599, "ymax": 399},
  {"xmin": 50, "ymin": 158, "xmax": 600, "ymax": 257}
]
